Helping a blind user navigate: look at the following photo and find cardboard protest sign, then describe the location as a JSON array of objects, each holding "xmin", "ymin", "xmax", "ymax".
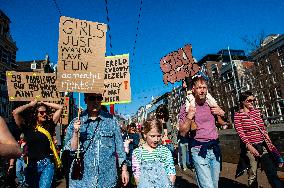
[
  {"xmin": 57, "ymin": 16, "xmax": 107, "ymax": 93},
  {"xmin": 48, "ymin": 97, "xmax": 69, "ymax": 125},
  {"xmin": 160, "ymin": 44, "xmax": 200, "ymax": 84},
  {"xmin": 6, "ymin": 71, "xmax": 60, "ymax": 101},
  {"xmin": 102, "ymin": 54, "xmax": 131, "ymax": 105}
]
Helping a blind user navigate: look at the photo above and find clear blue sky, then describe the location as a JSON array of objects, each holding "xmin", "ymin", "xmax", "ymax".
[{"xmin": 1, "ymin": 0, "xmax": 284, "ymax": 116}]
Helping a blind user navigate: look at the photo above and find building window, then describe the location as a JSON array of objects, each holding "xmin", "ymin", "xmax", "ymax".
[
  {"xmin": 268, "ymin": 92, "xmax": 271, "ymax": 101},
  {"xmin": 259, "ymin": 81, "xmax": 263, "ymax": 88},
  {"xmin": 272, "ymin": 76, "xmax": 276, "ymax": 84},
  {"xmin": 278, "ymin": 101, "xmax": 284, "ymax": 116},
  {"xmin": 277, "ymin": 48, "xmax": 283, "ymax": 56},
  {"xmin": 247, "ymin": 83, "xmax": 250, "ymax": 90},
  {"xmin": 255, "ymin": 61, "xmax": 259, "ymax": 66},
  {"xmin": 270, "ymin": 90, "xmax": 276, "ymax": 100},
  {"xmin": 280, "ymin": 57, "xmax": 284, "ymax": 67},
  {"xmin": 267, "ymin": 105, "xmax": 273, "ymax": 117},
  {"xmin": 231, "ymin": 96, "xmax": 235, "ymax": 107},
  {"xmin": 262, "ymin": 91, "xmax": 266, "ymax": 102},
  {"xmin": 227, "ymin": 72, "xmax": 232, "ymax": 79},
  {"xmin": 211, "ymin": 64, "xmax": 218, "ymax": 74},
  {"xmin": 259, "ymin": 69, "xmax": 262, "ymax": 75},
  {"xmin": 267, "ymin": 64, "xmax": 272, "ymax": 74},
  {"xmin": 275, "ymin": 87, "xmax": 282, "ymax": 98}
]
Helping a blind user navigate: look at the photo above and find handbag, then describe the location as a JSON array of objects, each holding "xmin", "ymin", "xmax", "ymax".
[
  {"xmin": 245, "ymin": 114, "xmax": 284, "ymax": 164},
  {"xmin": 70, "ymin": 119, "xmax": 101, "ymax": 180},
  {"xmin": 71, "ymin": 156, "xmax": 84, "ymax": 180}
]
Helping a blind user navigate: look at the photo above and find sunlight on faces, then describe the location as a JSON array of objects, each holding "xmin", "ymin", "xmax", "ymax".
[
  {"xmin": 144, "ymin": 128, "xmax": 162, "ymax": 149},
  {"xmin": 37, "ymin": 106, "xmax": 47, "ymax": 122},
  {"xmin": 193, "ymin": 80, "xmax": 208, "ymax": 100},
  {"xmin": 243, "ymin": 96, "xmax": 255, "ymax": 110},
  {"xmin": 85, "ymin": 93, "xmax": 103, "ymax": 112}
]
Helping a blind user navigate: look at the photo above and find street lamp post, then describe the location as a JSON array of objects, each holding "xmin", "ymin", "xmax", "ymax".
[{"xmin": 228, "ymin": 46, "xmax": 239, "ymax": 101}]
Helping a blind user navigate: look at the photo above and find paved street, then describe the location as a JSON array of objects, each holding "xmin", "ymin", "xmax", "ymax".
[{"xmin": 55, "ymin": 162, "xmax": 284, "ymax": 188}]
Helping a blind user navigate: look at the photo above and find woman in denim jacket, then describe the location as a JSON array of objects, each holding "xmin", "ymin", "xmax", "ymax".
[{"xmin": 64, "ymin": 93, "xmax": 129, "ymax": 187}]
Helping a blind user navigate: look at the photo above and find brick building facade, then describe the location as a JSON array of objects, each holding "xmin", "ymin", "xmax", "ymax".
[
  {"xmin": 198, "ymin": 49, "xmax": 248, "ymax": 123},
  {"xmin": 250, "ymin": 34, "xmax": 284, "ymax": 123},
  {"xmin": 0, "ymin": 10, "xmax": 18, "ymax": 122}
]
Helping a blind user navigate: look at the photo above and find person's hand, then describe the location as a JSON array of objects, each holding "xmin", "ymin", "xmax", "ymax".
[
  {"xmin": 29, "ymin": 100, "xmax": 37, "ymax": 106},
  {"xmin": 222, "ymin": 124, "xmax": 228, "ymax": 130},
  {"xmin": 121, "ymin": 169, "xmax": 129, "ymax": 186},
  {"xmin": 247, "ymin": 144, "xmax": 260, "ymax": 157},
  {"xmin": 7, "ymin": 165, "xmax": 14, "ymax": 173},
  {"xmin": 73, "ymin": 120, "xmax": 81, "ymax": 133},
  {"xmin": 279, "ymin": 162, "xmax": 283, "ymax": 168},
  {"xmin": 53, "ymin": 138, "xmax": 58, "ymax": 145},
  {"xmin": 128, "ymin": 139, "xmax": 133, "ymax": 142},
  {"xmin": 211, "ymin": 106, "xmax": 225, "ymax": 116},
  {"xmin": 186, "ymin": 106, "xmax": 196, "ymax": 120}
]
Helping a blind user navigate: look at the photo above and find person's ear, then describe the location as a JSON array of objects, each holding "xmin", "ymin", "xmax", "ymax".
[{"xmin": 143, "ymin": 133, "xmax": 147, "ymax": 139}]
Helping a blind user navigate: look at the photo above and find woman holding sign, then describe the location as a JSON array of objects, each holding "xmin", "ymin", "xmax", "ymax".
[{"xmin": 13, "ymin": 101, "xmax": 63, "ymax": 188}]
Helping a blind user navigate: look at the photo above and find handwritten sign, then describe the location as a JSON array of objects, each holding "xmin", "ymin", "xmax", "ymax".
[
  {"xmin": 57, "ymin": 16, "xmax": 107, "ymax": 93},
  {"xmin": 6, "ymin": 71, "xmax": 60, "ymax": 101},
  {"xmin": 160, "ymin": 44, "xmax": 200, "ymax": 84},
  {"xmin": 48, "ymin": 97, "xmax": 69, "ymax": 125},
  {"xmin": 102, "ymin": 54, "xmax": 131, "ymax": 105}
]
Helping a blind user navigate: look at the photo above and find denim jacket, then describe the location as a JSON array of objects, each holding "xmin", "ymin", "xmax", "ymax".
[{"xmin": 64, "ymin": 110, "xmax": 126, "ymax": 188}]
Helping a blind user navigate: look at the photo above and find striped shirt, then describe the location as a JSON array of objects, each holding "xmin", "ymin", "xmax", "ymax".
[
  {"xmin": 234, "ymin": 108, "xmax": 267, "ymax": 145},
  {"xmin": 179, "ymin": 103, "xmax": 218, "ymax": 142},
  {"xmin": 132, "ymin": 145, "xmax": 176, "ymax": 179}
]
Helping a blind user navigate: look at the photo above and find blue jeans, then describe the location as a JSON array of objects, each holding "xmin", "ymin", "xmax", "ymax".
[
  {"xmin": 191, "ymin": 147, "xmax": 220, "ymax": 188},
  {"xmin": 179, "ymin": 142, "xmax": 189, "ymax": 168},
  {"xmin": 165, "ymin": 143, "xmax": 174, "ymax": 155},
  {"xmin": 16, "ymin": 157, "xmax": 26, "ymax": 184},
  {"xmin": 26, "ymin": 158, "xmax": 54, "ymax": 188}
]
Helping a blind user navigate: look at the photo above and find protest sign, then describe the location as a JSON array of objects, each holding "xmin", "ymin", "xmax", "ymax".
[
  {"xmin": 6, "ymin": 71, "xmax": 60, "ymax": 101},
  {"xmin": 160, "ymin": 44, "xmax": 200, "ymax": 84},
  {"xmin": 102, "ymin": 54, "xmax": 131, "ymax": 105},
  {"xmin": 48, "ymin": 97, "xmax": 69, "ymax": 125},
  {"xmin": 57, "ymin": 16, "xmax": 107, "ymax": 93}
]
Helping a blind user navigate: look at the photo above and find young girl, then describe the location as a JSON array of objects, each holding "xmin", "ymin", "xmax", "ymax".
[{"xmin": 132, "ymin": 119, "xmax": 176, "ymax": 188}]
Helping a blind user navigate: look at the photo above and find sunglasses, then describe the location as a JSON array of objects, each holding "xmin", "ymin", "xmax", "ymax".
[
  {"xmin": 87, "ymin": 95, "xmax": 103, "ymax": 101},
  {"xmin": 38, "ymin": 111, "xmax": 46, "ymax": 115},
  {"xmin": 245, "ymin": 99, "xmax": 255, "ymax": 103}
]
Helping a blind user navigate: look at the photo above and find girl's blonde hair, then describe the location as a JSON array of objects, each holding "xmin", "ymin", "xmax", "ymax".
[{"xmin": 143, "ymin": 118, "xmax": 163, "ymax": 134}]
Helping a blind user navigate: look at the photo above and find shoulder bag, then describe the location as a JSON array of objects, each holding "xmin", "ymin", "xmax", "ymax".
[
  {"xmin": 70, "ymin": 119, "xmax": 101, "ymax": 180},
  {"xmin": 245, "ymin": 114, "xmax": 284, "ymax": 165}
]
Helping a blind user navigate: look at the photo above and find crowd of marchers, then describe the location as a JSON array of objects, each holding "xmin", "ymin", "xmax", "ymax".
[{"xmin": 0, "ymin": 74, "xmax": 283, "ymax": 188}]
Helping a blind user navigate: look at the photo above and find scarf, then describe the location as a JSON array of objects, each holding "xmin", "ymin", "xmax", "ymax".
[{"xmin": 36, "ymin": 124, "xmax": 62, "ymax": 168}]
